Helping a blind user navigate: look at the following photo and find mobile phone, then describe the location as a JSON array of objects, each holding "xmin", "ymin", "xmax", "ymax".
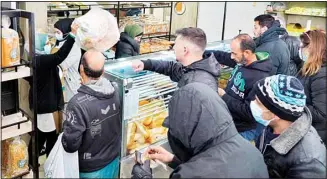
[{"xmin": 135, "ymin": 150, "xmax": 143, "ymax": 164}]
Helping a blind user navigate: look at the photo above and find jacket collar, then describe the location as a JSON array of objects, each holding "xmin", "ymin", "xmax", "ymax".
[{"xmin": 270, "ymin": 107, "xmax": 312, "ymax": 155}]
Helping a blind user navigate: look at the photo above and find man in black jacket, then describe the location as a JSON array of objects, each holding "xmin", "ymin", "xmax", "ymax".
[
  {"xmin": 251, "ymin": 75, "xmax": 326, "ymax": 178},
  {"xmin": 206, "ymin": 34, "xmax": 272, "ymax": 141},
  {"xmin": 253, "ymin": 14, "xmax": 290, "ymax": 75},
  {"xmin": 131, "ymin": 83, "xmax": 269, "ymax": 178},
  {"xmin": 62, "ymin": 49, "xmax": 121, "ymax": 178},
  {"xmin": 132, "ymin": 27, "xmax": 220, "ymax": 92}
]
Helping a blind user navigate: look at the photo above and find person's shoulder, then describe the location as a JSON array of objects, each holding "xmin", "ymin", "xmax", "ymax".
[{"xmin": 289, "ymin": 126, "xmax": 326, "ymax": 163}]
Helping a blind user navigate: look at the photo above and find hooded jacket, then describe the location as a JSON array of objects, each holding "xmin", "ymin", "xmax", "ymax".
[
  {"xmin": 208, "ymin": 50, "xmax": 273, "ymax": 132},
  {"xmin": 62, "ymin": 77, "xmax": 121, "ymax": 172},
  {"xmin": 115, "ymin": 32, "xmax": 140, "ymax": 59},
  {"xmin": 297, "ymin": 63, "xmax": 327, "ymax": 144},
  {"xmin": 163, "ymin": 83, "xmax": 269, "ymax": 178},
  {"xmin": 54, "ymin": 18, "xmax": 82, "ymax": 102},
  {"xmin": 255, "ymin": 22, "xmax": 290, "ymax": 75},
  {"xmin": 256, "ymin": 107, "xmax": 326, "ymax": 178},
  {"xmin": 142, "ymin": 53, "xmax": 220, "ymax": 92}
]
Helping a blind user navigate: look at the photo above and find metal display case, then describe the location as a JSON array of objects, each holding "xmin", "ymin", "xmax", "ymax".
[
  {"xmin": 104, "ymin": 51, "xmax": 176, "ymax": 178},
  {"xmin": 103, "ymin": 41, "xmax": 232, "ymax": 178}
]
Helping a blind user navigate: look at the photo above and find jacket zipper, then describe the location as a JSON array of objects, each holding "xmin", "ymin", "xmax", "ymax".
[{"xmin": 259, "ymin": 128, "xmax": 266, "ymax": 153}]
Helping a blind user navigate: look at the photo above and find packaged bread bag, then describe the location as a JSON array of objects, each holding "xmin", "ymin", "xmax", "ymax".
[
  {"xmin": 4, "ymin": 136, "xmax": 29, "ymax": 178},
  {"xmin": 1, "ymin": 15, "xmax": 20, "ymax": 68}
]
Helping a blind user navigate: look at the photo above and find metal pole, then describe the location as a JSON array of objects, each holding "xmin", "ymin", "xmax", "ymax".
[
  {"xmin": 29, "ymin": 11, "xmax": 39, "ymax": 179},
  {"xmin": 117, "ymin": 1, "xmax": 120, "ymax": 25},
  {"xmin": 168, "ymin": 2, "xmax": 173, "ymax": 41},
  {"xmin": 221, "ymin": 1, "xmax": 227, "ymax": 41}
]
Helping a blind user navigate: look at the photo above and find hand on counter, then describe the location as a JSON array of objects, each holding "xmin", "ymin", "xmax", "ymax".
[
  {"xmin": 144, "ymin": 146, "xmax": 174, "ymax": 163},
  {"xmin": 218, "ymin": 87, "xmax": 226, "ymax": 97},
  {"xmin": 132, "ymin": 60, "xmax": 145, "ymax": 72},
  {"xmin": 132, "ymin": 160, "xmax": 152, "ymax": 179}
]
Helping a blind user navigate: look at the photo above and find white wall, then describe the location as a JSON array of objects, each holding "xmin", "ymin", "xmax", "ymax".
[
  {"xmin": 224, "ymin": 2, "xmax": 269, "ymax": 39},
  {"xmin": 197, "ymin": 2, "xmax": 225, "ymax": 42}
]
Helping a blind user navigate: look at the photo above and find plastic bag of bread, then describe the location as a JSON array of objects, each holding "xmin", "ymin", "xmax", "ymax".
[
  {"xmin": 73, "ymin": 7, "xmax": 119, "ymax": 52},
  {"xmin": 1, "ymin": 139, "xmax": 13, "ymax": 178},
  {"xmin": 1, "ymin": 15, "xmax": 20, "ymax": 67},
  {"xmin": 5, "ymin": 136, "xmax": 29, "ymax": 178}
]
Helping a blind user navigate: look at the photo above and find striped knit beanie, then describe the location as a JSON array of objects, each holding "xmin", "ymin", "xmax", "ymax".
[{"xmin": 254, "ymin": 75, "xmax": 306, "ymax": 122}]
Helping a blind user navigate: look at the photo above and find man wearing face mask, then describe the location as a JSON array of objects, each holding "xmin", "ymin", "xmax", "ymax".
[
  {"xmin": 205, "ymin": 34, "xmax": 272, "ymax": 141},
  {"xmin": 115, "ymin": 24, "xmax": 143, "ymax": 59},
  {"xmin": 253, "ymin": 14, "xmax": 290, "ymax": 75},
  {"xmin": 131, "ymin": 83, "xmax": 269, "ymax": 178},
  {"xmin": 251, "ymin": 75, "xmax": 326, "ymax": 178},
  {"xmin": 54, "ymin": 18, "xmax": 82, "ymax": 102},
  {"xmin": 132, "ymin": 27, "xmax": 220, "ymax": 92}
]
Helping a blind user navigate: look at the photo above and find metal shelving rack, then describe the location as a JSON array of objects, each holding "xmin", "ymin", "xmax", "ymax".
[
  {"xmin": 1, "ymin": 9, "xmax": 38, "ymax": 179},
  {"xmin": 47, "ymin": 2, "xmax": 173, "ymax": 41}
]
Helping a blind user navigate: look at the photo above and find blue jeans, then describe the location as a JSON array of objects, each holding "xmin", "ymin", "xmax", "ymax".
[
  {"xmin": 80, "ymin": 157, "xmax": 120, "ymax": 179},
  {"xmin": 240, "ymin": 123, "xmax": 265, "ymax": 142}
]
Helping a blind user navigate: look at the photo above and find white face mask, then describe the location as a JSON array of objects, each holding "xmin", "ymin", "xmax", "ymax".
[{"xmin": 55, "ymin": 33, "xmax": 64, "ymax": 41}]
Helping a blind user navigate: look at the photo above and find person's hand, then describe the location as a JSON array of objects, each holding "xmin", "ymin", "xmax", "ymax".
[
  {"xmin": 131, "ymin": 60, "xmax": 145, "ymax": 72},
  {"xmin": 131, "ymin": 160, "xmax": 152, "ymax": 179},
  {"xmin": 70, "ymin": 23, "xmax": 79, "ymax": 35},
  {"xmin": 144, "ymin": 146, "xmax": 174, "ymax": 163},
  {"xmin": 218, "ymin": 87, "xmax": 226, "ymax": 97}
]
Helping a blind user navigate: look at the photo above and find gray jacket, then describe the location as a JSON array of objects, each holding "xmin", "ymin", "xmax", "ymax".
[
  {"xmin": 142, "ymin": 53, "xmax": 220, "ymax": 92},
  {"xmin": 257, "ymin": 107, "xmax": 326, "ymax": 178},
  {"xmin": 62, "ymin": 77, "xmax": 121, "ymax": 172}
]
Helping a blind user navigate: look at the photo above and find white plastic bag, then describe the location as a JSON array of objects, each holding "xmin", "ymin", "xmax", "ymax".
[
  {"xmin": 73, "ymin": 7, "xmax": 119, "ymax": 52},
  {"xmin": 44, "ymin": 133, "xmax": 79, "ymax": 178}
]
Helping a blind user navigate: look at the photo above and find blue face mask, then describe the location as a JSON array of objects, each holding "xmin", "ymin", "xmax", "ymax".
[
  {"xmin": 299, "ymin": 49, "xmax": 308, "ymax": 61},
  {"xmin": 250, "ymin": 101, "xmax": 275, "ymax": 126}
]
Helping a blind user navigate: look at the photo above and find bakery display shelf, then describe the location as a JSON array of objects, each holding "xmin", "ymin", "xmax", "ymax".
[
  {"xmin": 22, "ymin": 170, "xmax": 33, "ymax": 178},
  {"xmin": 284, "ymin": 12, "xmax": 326, "ymax": 18},
  {"xmin": 1, "ymin": 110, "xmax": 31, "ymax": 129},
  {"xmin": 1, "ymin": 120, "xmax": 32, "ymax": 141},
  {"xmin": 1, "ymin": 59, "xmax": 31, "ymax": 82},
  {"xmin": 5, "ymin": 170, "xmax": 30, "ymax": 179}
]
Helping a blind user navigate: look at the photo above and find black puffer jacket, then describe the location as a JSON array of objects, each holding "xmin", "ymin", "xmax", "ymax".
[
  {"xmin": 163, "ymin": 83, "xmax": 269, "ymax": 178},
  {"xmin": 142, "ymin": 53, "xmax": 220, "ymax": 92},
  {"xmin": 62, "ymin": 77, "xmax": 121, "ymax": 172},
  {"xmin": 280, "ymin": 33, "xmax": 302, "ymax": 76},
  {"xmin": 115, "ymin": 32, "xmax": 140, "ymax": 59},
  {"xmin": 297, "ymin": 63, "xmax": 327, "ymax": 144},
  {"xmin": 256, "ymin": 107, "xmax": 326, "ymax": 178},
  {"xmin": 255, "ymin": 22, "xmax": 290, "ymax": 75}
]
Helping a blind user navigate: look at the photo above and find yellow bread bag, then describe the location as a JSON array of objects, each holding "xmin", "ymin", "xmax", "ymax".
[
  {"xmin": 1, "ymin": 16, "xmax": 20, "ymax": 68},
  {"xmin": 4, "ymin": 136, "xmax": 29, "ymax": 178}
]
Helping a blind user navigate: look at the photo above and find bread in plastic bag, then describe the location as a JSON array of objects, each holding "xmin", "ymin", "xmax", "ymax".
[
  {"xmin": 4, "ymin": 136, "xmax": 29, "ymax": 178},
  {"xmin": 73, "ymin": 7, "xmax": 119, "ymax": 52},
  {"xmin": 1, "ymin": 15, "xmax": 20, "ymax": 68}
]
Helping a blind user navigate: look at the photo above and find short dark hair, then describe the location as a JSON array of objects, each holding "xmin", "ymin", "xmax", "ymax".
[
  {"xmin": 233, "ymin": 34, "xmax": 256, "ymax": 53},
  {"xmin": 175, "ymin": 27, "xmax": 207, "ymax": 51},
  {"xmin": 254, "ymin": 14, "xmax": 275, "ymax": 29},
  {"xmin": 81, "ymin": 55, "xmax": 104, "ymax": 79}
]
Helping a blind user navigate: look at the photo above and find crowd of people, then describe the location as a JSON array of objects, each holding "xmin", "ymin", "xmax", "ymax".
[{"xmin": 30, "ymin": 13, "xmax": 326, "ymax": 178}]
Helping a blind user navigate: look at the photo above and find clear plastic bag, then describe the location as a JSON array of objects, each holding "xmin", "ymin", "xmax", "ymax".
[
  {"xmin": 1, "ymin": 15, "xmax": 20, "ymax": 67},
  {"xmin": 4, "ymin": 136, "xmax": 29, "ymax": 178},
  {"xmin": 73, "ymin": 7, "xmax": 119, "ymax": 52}
]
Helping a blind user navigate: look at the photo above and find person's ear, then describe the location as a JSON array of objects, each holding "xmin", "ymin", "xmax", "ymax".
[{"xmin": 243, "ymin": 50, "xmax": 252, "ymax": 57}]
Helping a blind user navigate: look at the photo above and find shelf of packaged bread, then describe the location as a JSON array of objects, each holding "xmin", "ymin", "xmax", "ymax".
[
  {"xmin": 1, "ymin": 66, "xmax": 31, "ymax": 82},
  {"xmin": 285, "ymin": 12, "xmax": 326, "ymax": 18},
  {"xmin": 1, "ymin": 112, "xmax": 32, "ymax": 141}
]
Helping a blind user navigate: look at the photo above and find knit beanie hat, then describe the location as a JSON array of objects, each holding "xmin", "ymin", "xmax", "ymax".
[
  {"xmin": 254, "ymin": 74, "xmax": 306, "ymax": 122},
  {"xmin": 124, "ymin": 24, "xmax": 143, "ymax": 38}
]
